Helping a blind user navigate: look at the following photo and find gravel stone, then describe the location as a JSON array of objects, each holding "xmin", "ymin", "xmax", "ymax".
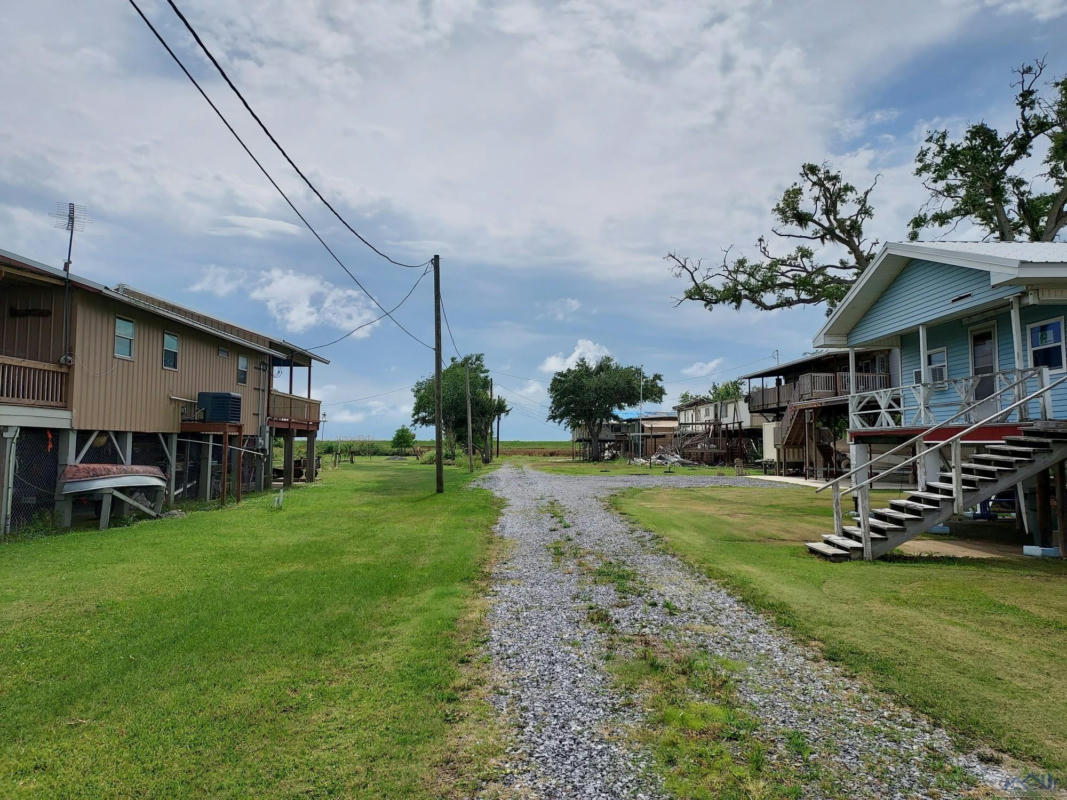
[{"xmin": 476, "ymin": 464, "xmax": 1022, "ymax": 799}]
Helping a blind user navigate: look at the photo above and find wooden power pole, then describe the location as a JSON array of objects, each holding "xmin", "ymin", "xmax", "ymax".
[
  {"xmin": 433, "ymin": 254, "xmax": 444, "ymax": 493},
  {"xmin": 465, "ymin": 361, "xmax": 474, "ymax": 473}
]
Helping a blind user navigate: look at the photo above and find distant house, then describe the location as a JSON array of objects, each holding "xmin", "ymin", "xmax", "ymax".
[
  {"xmin": 0, "ymin": 248, "xmax": 326, "ymax": 534},
  {"xmin": 807, "ymin": 241, "xmax": 1067, "ymax": 560},
  {"xmin": 673, "ymin": 395, "xmax": 769, "ymax": 464},
  {"xmin": 739, "ymin": 349, "xmax": 891, "ymax": 477},
  {"xmin": 569, "ymin": 410, "xmax": 677, "ymax": 460}
]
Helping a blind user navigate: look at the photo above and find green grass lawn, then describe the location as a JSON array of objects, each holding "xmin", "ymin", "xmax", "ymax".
[
  {"xmin": 614, "ymin": 485, "xmax": 1067, "ymax": 772},
  {"xmin": 0, "ymin": 461, "xmax": 501, "ymax": 798}
]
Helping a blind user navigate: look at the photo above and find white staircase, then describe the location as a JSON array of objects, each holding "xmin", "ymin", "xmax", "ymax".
[{"xmin": 807, "ymin": 426, "xmax": 1067, "ymax": 561}]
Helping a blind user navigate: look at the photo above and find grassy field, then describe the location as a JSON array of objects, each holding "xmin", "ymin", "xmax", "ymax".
[
  {"xmin": 0, "ymin": 460, "xmax": 502, "ymax": 798},
  {"xmin": 613, "ymin": 485, "xmax": 1067, "ymax": 772}
]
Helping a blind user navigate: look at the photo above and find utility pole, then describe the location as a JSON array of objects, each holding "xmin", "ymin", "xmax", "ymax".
[
  {"xmin": 433, "ymin": 254, "xmax": 444, "ymax": 493},
  {"xmin": 488, "ymin": 378, "xmax": 494, "ymax": 463},
  {"xmin": 465, "ymin": 361, "xmax": 474, "ymax": 473},
  {"xmin": 496, "ymin": 409, "xmax": 501, "ymax": 458}
]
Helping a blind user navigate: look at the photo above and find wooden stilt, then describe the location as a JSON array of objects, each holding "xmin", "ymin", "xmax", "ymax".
[
  {"xmin": 220, "ymin": 433, "xmax": 229, "ymax": 507},
  {"xmin": 1055, "ymin": 461, "xmax": 1066, "ymax": 556},
  {"xmin": 1036, "ymin": 469, "xmax": 1052, "ymax": 548}
]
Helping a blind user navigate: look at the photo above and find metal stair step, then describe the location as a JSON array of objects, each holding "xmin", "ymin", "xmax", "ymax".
[
  {"xmin": 890, "ymin": 499, "xmax": 940, "ymax": 513},
  {"xmin": 1004, "ymin": 435, "xmax": 1053, "ymax": 450},
  {"xmin": 806, "ymin": 541, "xmax": 850, "ymax": 561},
  {"xmin": 842, "ymin": 525, "xmax": 888, "ymax": 541},
  {"xmin": 823, "ymin": 534, "xmax": 863, "ymax": 551},
  {"xmin": 875, "ymin": 507, "xmax": 923, "ymax": 522},
  {"xmin": 868, "ymin": 517, "xmax": 905, "ymax": 532},
  {"xmin": 926, "ymin": 482, "xmax": 958, "ymax": 494},
  {"xmin": 960, "ymin": 461, "xmax": 1012, "ymax": 473},
  {"xmin": 986, "ymin": 444, "xmax": 1038, "ymax": 457},
  {"xmin": 908, "ymin": 490, "xmax": 953, "ymax": 503},
  {"xmin": 940, "ymin": 471, "xmax": 990, "ymax": 483},
  {"xmin": 973, "ymin": 453, "xmax": 1029, "ymax": 464}
]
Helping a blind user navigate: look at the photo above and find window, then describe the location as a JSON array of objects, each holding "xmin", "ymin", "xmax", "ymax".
[
  {"xmin": 913, "ymin": 348, "xmax": 947, "ymax": 384},
  {"xmin": 218, "ymin": 346, "xmax": 229, "ymax": 358},
  {"xmin": 237, "ymin": 354, "xmax": 249, "ymax": 385},
  {"xmin": 162, "ymin": 332, "xmax": 179, "ymax": 370},
  {"xmin": 114, "ymin": 317, "xmax": 134, "ymax": 359},
  {"xmin": 1028, "ymin": 318, "xmax": 1065, "ymax": 372}
]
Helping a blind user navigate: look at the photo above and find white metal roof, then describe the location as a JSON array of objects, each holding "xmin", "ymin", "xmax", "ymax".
[{"xmin": 900, "ymin": 241, "xmax": 1067, "ymax": 264}]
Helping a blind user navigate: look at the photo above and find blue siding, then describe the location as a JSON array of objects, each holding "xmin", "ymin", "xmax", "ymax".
[
  {"xmin": 897, "ymin": 305, "xmax": 1067, "ymax": 421},
  {"xmin": 848, "ymin": 259, "xmax": 1023, "ymax": 345}
]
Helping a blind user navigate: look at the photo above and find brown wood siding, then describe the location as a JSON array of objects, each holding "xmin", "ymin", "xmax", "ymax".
[
  {"xmin": 0, "ymin": 283, "xmax": 66, "ymax": 363},
  {"xmin": 69, "ymin": 292, "xmax": 267, "ymax": 433}
]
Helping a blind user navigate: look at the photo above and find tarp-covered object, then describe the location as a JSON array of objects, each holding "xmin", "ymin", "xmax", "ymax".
[{"xmin": 60, "ymin": 464, "xmax": 166, "ymax": 494}]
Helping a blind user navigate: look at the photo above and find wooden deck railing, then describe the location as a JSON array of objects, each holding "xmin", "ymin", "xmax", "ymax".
[
  {"xmin": 0, "ymin": 355, "xmax": 68, "ymax": 408},
  {"xmin": 268, "ymin": 389, "xmax": 321, "ymax": 427}
]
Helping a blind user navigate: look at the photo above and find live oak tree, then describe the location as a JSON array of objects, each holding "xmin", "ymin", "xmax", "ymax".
[
  {"xmin": 411, "ymin": 354, "xmax": 509, "ymax": 462},
  {"xmin": 709, "ymin": 379, "xmax": 744, "ymax": 403},
  {"xmin": 547, "ymin": 357, "xmax": 665, "ymax": 461},
  {"xmin": 667, "ymin": 162, "xmax": 879, "ymax": 315},
  {"xmin": 910, "ymin": 59, "xmax": 1067, "ymax": 243}
]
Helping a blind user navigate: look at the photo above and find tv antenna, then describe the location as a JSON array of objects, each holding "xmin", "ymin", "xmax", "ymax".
[{"xmin": 52, "ymin": 202, "xmax": 90, "ymax": 365}]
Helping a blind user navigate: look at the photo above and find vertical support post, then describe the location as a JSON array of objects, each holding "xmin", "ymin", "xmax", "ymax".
[
  {"xmin": 916, "ymin": 441, "xmax": 928, "ymax": 491},
  {"xmin": 858, "ymin": 484, "xmax": 873, "ymax": 562},
  {"xmin": 235, "ymin": 443, "xmax": 243, "ymax": 504},
  {"xmin": 54, "ymin": 429, "xmax": 77, "ymax": 528},
  {"xmin": 1055, "ymin": 460, "xmax": 1065, "ymax": 556},
  {"xmin": 951, "ymin": 439, "xmax": 963, "ymax": 515},
  {"xmin": 1017, "ymin": 482, "xmax": 1031, "ymax": 540},
  {"xmin": 116, "ymin": 431, "xmax": 133, "ymax": 518},
  {"xmin": 1036, "ymin": 469, "xmax": 1052, "ymax": 548},
  {"xmin": 497, "ymin": 410, "xmax": 501, "ymax": 459},
  {"xmin": 465, "ymin": 362, "xmax": 474, "ymax": 473},
  {"xmin": 283, "ymin": 431, "xmax": 294, "ymax": 488},
  {"xmin": 832, "ymin": 481, "xmax": 843, "ymax": 536},
  {"xmin": 166, "ymin": 432, "xmax": 177, "ymax": 508},
  {"xmin": 918, "ymin": 323, "xmax": 930, "ymax": 422},
  {"xmin": 306, "ymin": 431, "xmax": 317, "ymax": 482},
  {"xmin": 220, "ymin": 433, "xmax": 229, "ymax": 506},
  {"xmin": 486, "ymin": 378, "xmax": 493, "ymax": 464},
  {"xmin": 98, "ymin": 492, "xmax": 112, "ymax": 531},
  {"xmin": 307, "ymin": 362, "xmax": 312, "ymax": 399},
  {"xmin": 1, "ymin": 427, "xmax": 19, "ymax": 536},
  {"xmin": 848, "ymin": 347, "xmax": 857, "ymax": 397},
  {"xmin": 433, "ymin": 254, "xmax": 444, "ymax": 493},
  {"xmin": 199, "ymin": 434, "xmax": 213, "ymax": 500}
]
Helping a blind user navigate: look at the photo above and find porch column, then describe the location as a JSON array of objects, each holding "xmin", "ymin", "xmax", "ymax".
[
  {"xmin": 848, "ymin": 347, "xmax": 857, "ymax": 396},
  {"xmin": 220, "ymin": 433, "xmax": 229, "ymax": 506},
  {"xmin": 283, "ymin": 431, "xmax": 295, "ymax": 488},
  {"xmin": 918, "ymin": 323, "xmax": 930, "ymax": 421},
  {"xmin": 116, "ymin": 431, "xmax": 134, "ymax": 517},
  {"xmin": 199, "ymin": 434, "xmax": 214, "ymax": 500},
  {"xmin": 54, "ymin": 429, "xmax": 77, "ymax": 528},
  {"xmin": 1011, "ymin": 296, "xmax": 1026, "ymax": 413}
]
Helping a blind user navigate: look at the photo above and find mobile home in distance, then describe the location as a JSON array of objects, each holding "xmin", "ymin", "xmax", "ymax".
[{"xmin": 0, "ymin": 247, "xmax": 326, "ymax": 534}]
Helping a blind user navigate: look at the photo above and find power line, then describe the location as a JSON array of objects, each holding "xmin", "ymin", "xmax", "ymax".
[
  {"xmin": 322, "ymin": 385, "xmax": 415, "ymax": 408},
  {"xmin": 164, "ymin": 0, "xmax": 428, "ymax": 270},
  {"xmin": 127, "ymin": 0, "xmax": 433, "ymax": 351},
  {"xmin": 308, "ymin": 264, "xmax": 432, "ymax": 349},
  {"xmin": 439, "ymin": 291, "xmax": 461, "ymax": 357}
]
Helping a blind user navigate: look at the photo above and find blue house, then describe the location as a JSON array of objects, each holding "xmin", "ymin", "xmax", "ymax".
[{"xmin": 807, "ymin": 241, "xmax": 1067, "ymax": 561}]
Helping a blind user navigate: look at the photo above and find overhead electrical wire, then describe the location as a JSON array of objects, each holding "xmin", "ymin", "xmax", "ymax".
[
  {"xmin": 322, "ymin": 385, "xmax": 415, "ymax": 408},
  {"xmin": 308, "ymin": 264, "xmax": 432, "ymax": 349},
  {"xmin": 127, "ymin": 0, "xmax": 433, "ymax": 351},
  {"xmin": 164, "ymin": 0, "xmax": 429, "ymax": 270},
  {"xmin": 438, "ymin": 291, "xmax": 462, "ymax": 358}
]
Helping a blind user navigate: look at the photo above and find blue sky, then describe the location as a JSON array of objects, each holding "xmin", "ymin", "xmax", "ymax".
[{"xmin": 2, "ymin": 0, "xmax": 1066, "ymax": 439}]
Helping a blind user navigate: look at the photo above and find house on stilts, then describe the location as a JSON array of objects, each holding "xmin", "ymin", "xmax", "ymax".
[
  {"xmin": 804, "ymin": 241, "xmax": 1067, "ymax": 561},
  {"xmin": 0, "ymin": 247, "xmax": 326, "ymax": 534}
]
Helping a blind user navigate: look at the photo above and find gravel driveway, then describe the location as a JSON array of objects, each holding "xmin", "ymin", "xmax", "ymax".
[{"xmin": 476, "ymin": 463, "xmax": 1017, "ymax": 799}]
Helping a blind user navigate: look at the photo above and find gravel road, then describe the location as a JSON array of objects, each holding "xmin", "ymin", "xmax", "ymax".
[{"xmin": 476, "ymin": 464, "xmax": 1017, "ymax": 799}]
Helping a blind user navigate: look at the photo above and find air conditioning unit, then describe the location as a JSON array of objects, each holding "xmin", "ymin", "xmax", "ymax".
[{"xmin": 197, "ymin": 392, "xmax": 242, "ymax": 423}]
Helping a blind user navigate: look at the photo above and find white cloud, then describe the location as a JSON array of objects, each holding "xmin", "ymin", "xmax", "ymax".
[
  {"xmin": 539, "ymin": 339, "xmax": 611, "ymax": 373},
  {"xmin": 192, "ymin": 265, "xmax": 380, "ymax": 335},
  {"xmin": 681, "ymin": 358, "xmax": 724, "ymax": 378},
  {"xmin": 210, "ymin": 215, "xmax": 303, "ymax": 239},
  {"xmin": 543, "ymin": 297, "xmax": 582, "ymax": 321}
]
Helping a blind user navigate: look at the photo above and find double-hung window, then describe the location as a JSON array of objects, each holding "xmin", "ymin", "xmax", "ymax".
[
  {"xmin": 913, "ymin": 348, "xmax": 947, "ymax": 384},
  {"xmin": 163, "ymin": 332, "xmax": 179, "ymax": 370},
  {"xmin": 115, "ymin": 317, "xmax": 135, "ymax": 359},
  {"xmin": 1028, "ymin": 318, "xmax": 1065, "ymax": 372},
  {"xmin": 237, "ymin": 354, "xmax": 249, "ymax": 385}
]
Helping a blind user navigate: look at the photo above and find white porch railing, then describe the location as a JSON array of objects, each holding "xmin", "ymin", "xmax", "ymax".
[{"xmin": 849, "ymin": 367, "xmax": 1050, "ymax": 430}]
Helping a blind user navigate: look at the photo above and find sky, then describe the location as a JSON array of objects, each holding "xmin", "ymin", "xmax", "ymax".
[{"xmin": 2, "ymin": 0, "xmax": 1066, "ymax": 440}]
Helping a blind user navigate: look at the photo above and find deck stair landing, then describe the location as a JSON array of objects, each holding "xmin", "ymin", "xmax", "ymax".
[{"xmin": 807, "ymin": 425, "xmax": 1067, "ymax": 560}]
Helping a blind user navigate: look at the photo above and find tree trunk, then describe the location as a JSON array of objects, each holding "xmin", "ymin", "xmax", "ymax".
[{"xmin": 589, "ymin": 420, "xmax": 603, "ymax": 461}]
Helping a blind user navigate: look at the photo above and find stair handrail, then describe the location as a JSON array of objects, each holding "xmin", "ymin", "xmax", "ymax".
[
  {"xmin": 816, "ymin": 367, "xmax": 1051, "ymax": 496},
  {"xmin": 826, "ymin": 371, "xmax": 1066, "ymax": 498}
]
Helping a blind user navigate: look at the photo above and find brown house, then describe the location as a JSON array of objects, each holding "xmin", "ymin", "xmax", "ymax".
[{"xmin": 0, "ymin": 247, "xmax": 326, "ymax": 533}]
